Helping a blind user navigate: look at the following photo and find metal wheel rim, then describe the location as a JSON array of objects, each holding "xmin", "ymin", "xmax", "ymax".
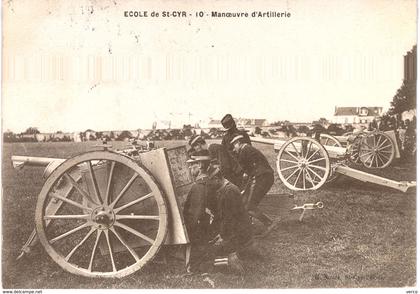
[
  {"xmin": 359, "ymin": 132, "xmax": 395, "ymax": 169},
  {"xmin": 276, "ymin": 137, "xmax": 330, "ymax": 191},
  {"xmin": 35, "ymin": 151, "xmax": 168, "ymax": 278}
]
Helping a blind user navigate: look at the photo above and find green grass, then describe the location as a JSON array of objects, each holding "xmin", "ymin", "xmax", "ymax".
[{"xmin": 2, "ymin": 141, "xmax": 416, "ymax": 288}]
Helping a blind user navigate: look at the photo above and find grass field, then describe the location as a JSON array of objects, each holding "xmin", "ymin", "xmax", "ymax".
[{"xmin": 2, "ymin": 140, "xmax": 416, "ymax": 289}]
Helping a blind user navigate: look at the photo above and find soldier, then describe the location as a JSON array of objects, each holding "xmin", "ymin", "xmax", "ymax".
[
  {"xmin": 184, "ymin": 155, "xmax": 218, "ymax": 272},
  {"xmin": 188, "ymin": 135, "xmax": 208, "ymax": 157},
  {"xmin": 188, "ymin": 167, "xmax": 254, "ymax": 274},
  {"xmin": 230, "ymin": 134, "xmax": 279, "ymax": 237},
  {"xmin": 220, "ymin": 114, "xmax": 251, "ymax": 187}
]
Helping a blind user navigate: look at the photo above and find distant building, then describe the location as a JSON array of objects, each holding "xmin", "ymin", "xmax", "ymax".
[
  {"xmin": 237, "ymin": 118, "xmax": 268, "ymax": 128},
  {"xmin": 332, "ymin": 106, "xmax": 383, "ymax": 125},
  {"xmin": 207, "ymin": 118, "xmax": 268, "ymax": 129},
  {"xmin": 207, "ymin": 119, "xmax": 223, "ymax": 129},
  {"xmin": 35, "ymin": 133, "xmax": 52, "ymax": 142}
]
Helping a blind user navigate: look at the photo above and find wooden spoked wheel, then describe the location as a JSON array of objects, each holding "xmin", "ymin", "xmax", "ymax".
[
  {"xmin": 276, "ymin": 137, "xmax": 330, "ymax": 191},
  {"xmin": 359, "ymin": 132, "xmax": 395, "ymax": 169},
  {"xmin": 35, "ymin": 151, "xmax": 168, "ymax": 278},
  {"xmin": 319, "ymin": 134, "xmax": 342, "ymax": 147}
]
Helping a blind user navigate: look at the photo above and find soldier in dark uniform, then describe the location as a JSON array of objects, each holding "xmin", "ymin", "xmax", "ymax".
[
  {"xmin": 231, "ymin": 134, "xmax": 279, "ymax": 237},
  {"xmin": 184, "ymin": 156, "xmax": 218, "ymax": 272},
  {"xmin": 188, "ymin": 168, "xmax": 254, "ymax": 274},
  {"xmin": 220, "ymin": 114, "xmax": 251, "ymax": 188}
]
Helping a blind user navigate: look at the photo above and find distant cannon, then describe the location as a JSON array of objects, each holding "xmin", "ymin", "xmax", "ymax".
[{"xmin": 251, "ymin": 135, "xmax": 415, "ymax": 192}]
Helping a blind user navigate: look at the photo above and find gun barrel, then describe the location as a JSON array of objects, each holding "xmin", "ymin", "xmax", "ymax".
[{"xmin": 11, "ymin": 155, "xmax": 66, "ymax": 168}]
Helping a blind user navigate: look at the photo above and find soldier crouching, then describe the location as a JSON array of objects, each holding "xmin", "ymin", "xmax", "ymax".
[
  {"xmin": 183, "ymin": 155, "xmax": 218, "ymax": 272},
  {"xmin": 186, "ymin": 161, "xmax": 255, "ymax": 274}
]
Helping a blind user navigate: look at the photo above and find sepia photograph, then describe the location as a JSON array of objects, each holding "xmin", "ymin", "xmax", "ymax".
[{"xmin": 1, "ymin": 0, "xmax": 417, "ymax": 290}]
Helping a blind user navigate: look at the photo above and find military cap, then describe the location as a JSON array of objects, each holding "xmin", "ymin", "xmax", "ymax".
[
  {"xmin": 188, "ymin": 135, "xmax": 205, "ymax": 147},
  {"xmin": 186, "ymin": 155, "xmax": 212, "ymax": 164},
  {"xmin": 221, "ymin": 114, "xmax": 236, "ymax": 131}
]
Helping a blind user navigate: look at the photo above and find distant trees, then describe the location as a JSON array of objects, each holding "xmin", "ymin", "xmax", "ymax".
[
  {"xmin": 3, "ymin": 130, "xmax": 16, "ymax": 142},
  {"xmin": 388, "ymin": 46, "xmax": 416, "ymax": 116},
  {"xmin": 24, "ymin": 127, "xmax": 40, "ymax": 134},
  {"xmin": 388, "ymin": 80, "xmax": 416, "ymax": 115},
  {"xmin": 117, "ymin": 130, "xmax": 132, "ymax": 141}
]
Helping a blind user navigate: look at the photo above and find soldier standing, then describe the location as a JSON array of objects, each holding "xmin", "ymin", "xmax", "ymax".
[{"xmin": 220, "ymin": 114, "xmax": 251, "ymax": 187}]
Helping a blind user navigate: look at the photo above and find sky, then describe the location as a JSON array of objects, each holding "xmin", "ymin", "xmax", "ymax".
[{"xmin": 2, "ymin": 0, "xmax": 417, "ymax": 133}]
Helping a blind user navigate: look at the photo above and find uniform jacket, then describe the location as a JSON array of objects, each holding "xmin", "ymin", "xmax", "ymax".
[
  {"xmin": 215, "ymin": 181, "xmax": 252, "ymax": 243},
  {"xmin": 237, "ymin": 143, "xmax": 274, "ymax": 177},
  {"xmin": 183, "ymin": 176, "xmax": 217, "ymax": 243}
]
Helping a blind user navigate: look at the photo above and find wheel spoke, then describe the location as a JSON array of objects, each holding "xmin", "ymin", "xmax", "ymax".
[
  {"xmin": 308, "ymin": 164, "xmax": 327, "ymax": 171},
  {"xmin": 109, "ymin": 227, "xmax": 140, "ymax": 262},
  {"xmin": 280, "ymin": 164, "xmax": 300, "ymax": 172},
  {"xmin": 104, "ymin": 230, "xmax": 117, "ymax": 272},
  {"xmin": 377, "ymin": 150, "xmax": 393, "ymax": 154},
  {"xmin": 87, "ymin": 161, "xmax": 102, "ymax": 205},
  {"xmin": 115, "ymin": 215, "xmax": 160, "ymax": 220},
  {"xmin": 375, "ymin": 136, "xmax": 382, "ymax": 148},
  {"xmin": 114, "ymin": 192, "xmax": 154, "ymax": 214},
  {"xmin": 377, "ymin": 144, "xmax": 392, "ymax": 151},
  {"xmin": 105, "ymin": 161, "xmax": 116, "ymax": 205},
  {"xmin": 49, "ymin": 222, "xmax": 90, "ymax": 244},
  {"xmin": 88, "ymin": 230, "xmax": 102, "ymax": 272},
  {"xmin": 302, "ymin": 170, "xmax": 306, "ymax": 190},
  {"xmin": 307, "ymin": 167, "xmax": 323, "ymax": 181},
  {"xmin": 306, "ymin": 148, "xmax": 320, "ymax": 161},
  {"xmin": 280, "ymin": 158, "xmax": 299, "ymax": 164},
  {"xmin": 305, "ymin": 141, "xmax": 313, "ymax": 158},
  {"xmin": 50, "ymin": 192, "xmax": 93, "ymax": 212},
  {"xmin": 362, "ymin": 153, "xmax": 374, "ymax": 165},
  {"xmin": 359, "ymin": 151, "xmax": 373, "ymax": 158},
  {"xmin": 285, "ymin": 150, "xmax": 300, "ymax": 161},
  {"xmin": 374, "ymin": 154, "xmax": 379, "ymax": 168},
  {"xmin": 114, "ymin": 221, "xmax": 154, "ymax": 244},
  {"xmin": 284, "ymin": 166, "xmax": 301, "ymax": 182},
  {"xmin": 44, "ymin": 214, "xmax": 90, "ymax": 220},
  {"xmin": 64, "ymin": 173, "xmax": 97, "ymax": 205},
  {"xmin": 65, "ymin": 227, "xmax": 96, "ymax": 261},
  {"xmin": 305, "ymin": 169, "xmax": 316, "ymax": 187},
  {"xmin": 377, "ymin": 138, "xmax": 389, "ymax": 148},
  {"xmin": 110, "ymin": 173, "xmax": 139, "ymax": 208},
  {"xmin": 308, "ymin": 157, "xmax": 325, "ymax": 164},
  {"xmin": 377, "ymin": 152, "xmax": 386, "ymax": 166},
  {"xmin": 293, "ymin": 168, "xmax": 303, "ymax": 187},
  {"xmin": 291, "ymin": 142, "xmax": 301, "ymax": 157}
]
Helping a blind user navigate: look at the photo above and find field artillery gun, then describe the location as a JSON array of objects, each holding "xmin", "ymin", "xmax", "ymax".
[
  {"xmin": 251, "ymin": 135, "xmax": 415, "ymax": 192},
  {"xmin": 317, "ymin": 130, "xmax": 400, "ymax": 169},
  {"xmin": 11, "ymin": 145, "xmax": 194, "ymax": 278}
]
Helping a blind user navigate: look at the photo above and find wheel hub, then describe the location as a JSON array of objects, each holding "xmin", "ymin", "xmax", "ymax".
[
  {"xmin": 298, "ymin": 158, "xmax": 308, "ymax": 168},
  {"xmin": 92, "ymin": 207, "xmax": 115, "ymax": 229}
]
